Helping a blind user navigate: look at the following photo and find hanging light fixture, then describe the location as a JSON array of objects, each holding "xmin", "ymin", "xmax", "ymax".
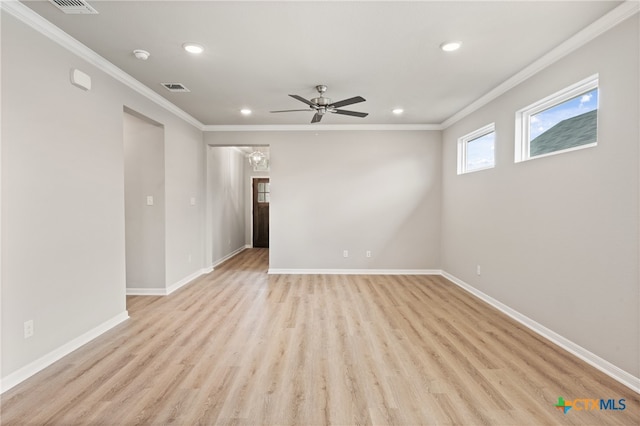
[{"xmin": 248, "ymin": 150, "xmax": 267, "ymax": 168}]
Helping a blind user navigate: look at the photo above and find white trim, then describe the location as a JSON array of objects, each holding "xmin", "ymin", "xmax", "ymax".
[
  {"xmin": 3, "ymin": 0, "xmax": 635, "ymax": 132},
  {"xmin": 515, "ymin": 74, "xmax": 598, "ymax": 163},
  {"xmin": 126, "ymin": 266, "xmax": 216, "ymax": 296},
  {"xmin": 441, "ymin": 1, "xmax": 639, "ymax": 129},
  {"xmin": 0, "ymin": 311, "xmax": 129, "ymax": 394},
  {"xmin": 203, "ymin": 124, "xmax": 442, "ymax": 132},
  {"xmin": 521, "ymin": 74, "xmax": 599, "ymax": 118},
  {"xmin": 126, "ymin": 287, "xmax": 168, "ymax": 296},
  {"xmin": 212, "ymin": 245, "xmax": 248, "ymax": 269},
  {"xmin": 268, "ymin": 268, "xmax": 442, "ymax": 275},
  {"xmin": 0, "ymin": 1, "xmax": 204, "ymax": 131},
  {"xmin": 521, "ymin": 142, "xmax": 598, "ymax": 162},
  {"xmin": 166, "ymin": 269, "xmax": 205, "ymax": 295},
  {"xmin": 457, "ymin": 122, "xmax": 496, "ymax": 175},
  {"xmin": 441, "ymin": 271, "xmax": 640, "ymax": 394}
]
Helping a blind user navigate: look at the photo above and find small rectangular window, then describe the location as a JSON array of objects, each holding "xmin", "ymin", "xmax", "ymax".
[
  {"xmin": 457, "ymin": 123, "xmax": 496, "ymax": 174},
  {"xmin": 515, "ymin": 74, "xmax": 598, "ymax": 162}
]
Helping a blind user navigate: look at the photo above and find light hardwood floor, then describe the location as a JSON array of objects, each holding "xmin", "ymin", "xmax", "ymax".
[{"xmin": 1, "ymin": 248, "xmax": 638, "ymax": 425}]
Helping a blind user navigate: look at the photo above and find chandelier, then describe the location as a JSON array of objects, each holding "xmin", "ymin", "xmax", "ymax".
[{"xmin": 248, "ymin": 150, "xmax": 268, "ymax": 168}]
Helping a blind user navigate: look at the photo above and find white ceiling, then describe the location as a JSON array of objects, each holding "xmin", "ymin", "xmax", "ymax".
[{"xmin": 23, "ymin": 0, "xmax": 622, "ymax": 126}]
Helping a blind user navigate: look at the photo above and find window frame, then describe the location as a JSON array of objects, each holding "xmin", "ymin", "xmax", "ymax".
[
  {"xmin": 457, "ymin": 122, "xmax": 496, "ymax": 175},
  {"xmin": 515, "ymin": 74, "xmax": 599, "ymax": 163}
]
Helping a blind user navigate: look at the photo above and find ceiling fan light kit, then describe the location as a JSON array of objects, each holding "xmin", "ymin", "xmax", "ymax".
[{"xmin": 271, "ymin": 84, "xmax": 368, "ymax": 123}]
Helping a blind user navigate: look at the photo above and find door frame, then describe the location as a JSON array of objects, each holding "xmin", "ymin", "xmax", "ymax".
[{"xmin": 249, "ymin": 175, "xmax": 269, "ymax": 248}]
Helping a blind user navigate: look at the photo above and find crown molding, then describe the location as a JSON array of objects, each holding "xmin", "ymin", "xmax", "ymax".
[
  {"xmin": 0, "ymin": 0, "xmax": 205, "ymax": 130},
  {"xmin": 3, "ymin": 0, "xmax": 637, "ymax": 133},
  {"xmin": 440, "ymin": 0, "xmax": 640, "ymax": 129},
  {"xmin": 203, "ymin": 123, "xmax": 443, "ymax": 132}
]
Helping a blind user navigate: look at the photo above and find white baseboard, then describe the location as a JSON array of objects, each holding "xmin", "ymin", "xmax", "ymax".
[
  {"xmin": 126, "ymin": 246, "xmax": 250, "ymax": 297},
  {"xmin": 126, "ymin": 266, "xmax": 217, "ymax": 296},
  {"xmin": 441, "ymin": 271, "xmax": 640, "ymax": 394},
  {"xmin": 268, "ymin": 268, "xmax": 442, "ymax": 275},
  {"xmin": 0, "ymin": 311, "xmax": 129, "ymax": 394},
  {"xmin": 211, "ymin": 245, "xmax": 248, "ymax": 269},
  {"xmin": 126, "ymin": 287, "xmax": 167, "ymax": 296},
  {"xmin": 166, "ymin": 269, "xmax": 206, "ymax": 295},
  {"xmin": 127, "ymin": 246, "xmax": 249, "ymax": 297}
]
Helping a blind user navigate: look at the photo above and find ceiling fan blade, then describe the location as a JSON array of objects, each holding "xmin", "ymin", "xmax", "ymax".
[
  {"xmin": 330, "ymin": 96, "xmax": 366, "ymax": 109},
  {"xmin": 333, "ymin": 109, "xmax": 369, "ymax": 118},
  {"xmin": 311, "ymin": 113, "xmax": 323, "ymax": 123},
  {"xmin": 270, "ymin": 109, "xmax": 311, "ymax": 113},
  {"xmin": 289, "ymin": 94, "xmax": 316, "ymax": 107}
]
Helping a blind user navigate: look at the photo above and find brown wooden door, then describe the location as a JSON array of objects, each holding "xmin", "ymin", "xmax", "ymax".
[{"xmin": 252, "ymin": 178, "xmax": 270, "ymax": 248}]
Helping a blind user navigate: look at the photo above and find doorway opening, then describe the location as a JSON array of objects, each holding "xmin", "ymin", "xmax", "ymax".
[
  {"xmin": 123, "ymin": 107, "xmax": 165, "ymax": 301},
  {"xmin": 206, "ymin": 146, "xmax": 270, "ymax": 267}
]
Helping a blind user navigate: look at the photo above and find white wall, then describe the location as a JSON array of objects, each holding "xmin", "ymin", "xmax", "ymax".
[
  {"xmin": 123, "ymin": 111, "xmax": 166, "ymax": 290},
  {"xmin": 441, "ymin": 16, "xmax": 639, "ymax": 377},
  {"xmin": 206, "ymin": 131, "xmax": 442, "ymax": 271},
  {"xmin": 1, "ymin": 11, "xmax": 206, "ymax": 386},
  {"xmin": 2, "ymin": 0, "xmax": 637, "ymax": 393},
  {"xmin": 206, "ymin": 147, "xmax": 247, "ymax": 266},
  {"xmin": 164, "ymin": 117, "xmax": 206, "ymax": 286}
]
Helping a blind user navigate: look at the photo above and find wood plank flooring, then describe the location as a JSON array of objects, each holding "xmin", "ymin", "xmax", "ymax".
[{"xmin": 1, "ymin": 248, "xmax": 638, "ymax": 425}]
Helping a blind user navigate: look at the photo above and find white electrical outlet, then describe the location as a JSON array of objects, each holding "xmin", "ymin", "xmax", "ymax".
[
  {"xmin": 24, "ymin": 320, "xmax": 34, "ymax": 339},
  {"xmin": 343, "ymin": 250, "xmax": 349, "ymax": 258},
  {"xmin": 188, "ymin": 254, "xmax": 192, "ymax": 263},
  {"xmin": 477, "ymin": 265, "xmax": 481, "ymax": 275},
  {"xmin": 366, "ymin": 250, "xmax": 372, "ymax": 258},
  {"xmin": 146, "ymin": 195, "xmax": 154, "ymax": 206}
]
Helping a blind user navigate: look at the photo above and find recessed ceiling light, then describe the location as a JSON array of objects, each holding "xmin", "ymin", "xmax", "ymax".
[
  {"xmin": 183, "ymin": 43, "xmax": 204, "ymax": 54},
  {"xmin": 440, "ymin": 41, "xmax": 462, "ymax": 52},
  {"xmin": 392, "ymin": 108, "xmax": 404, "ymax": 115},
  {"xmin": 240, "ymin": 109, "xmax": 252, "ymax": 115}
]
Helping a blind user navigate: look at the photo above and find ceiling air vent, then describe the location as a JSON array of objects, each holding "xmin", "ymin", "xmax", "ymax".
[
  {"xmin": 49, "ymin": 0, "xmax": 98, "ymax": 14},
  {"xmin": 161, "ymin": 83, "xmax": 191, "ymax": 93}
]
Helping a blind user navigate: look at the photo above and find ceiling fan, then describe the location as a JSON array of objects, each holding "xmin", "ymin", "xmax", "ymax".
[{"xmin": 271, "ymin": 85, "xmax": 368, "ymax": 123}]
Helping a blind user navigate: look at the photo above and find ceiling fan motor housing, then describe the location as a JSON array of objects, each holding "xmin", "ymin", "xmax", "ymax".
[
  {"xmin": 311, "ymin": 96, "xmax": 331, "ymax": 106},
  {"xmin": 312, "ymin": 84, "xmax": 330, "ymax": 106}
]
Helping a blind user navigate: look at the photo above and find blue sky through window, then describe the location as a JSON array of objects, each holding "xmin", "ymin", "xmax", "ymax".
[
  {"xmin": 529, "ymin": 89, "xmax": 598, "ymax": 140},
  {"xmin": 466, "ymin": 131, "xmax": 495, "ymax": 171}
]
